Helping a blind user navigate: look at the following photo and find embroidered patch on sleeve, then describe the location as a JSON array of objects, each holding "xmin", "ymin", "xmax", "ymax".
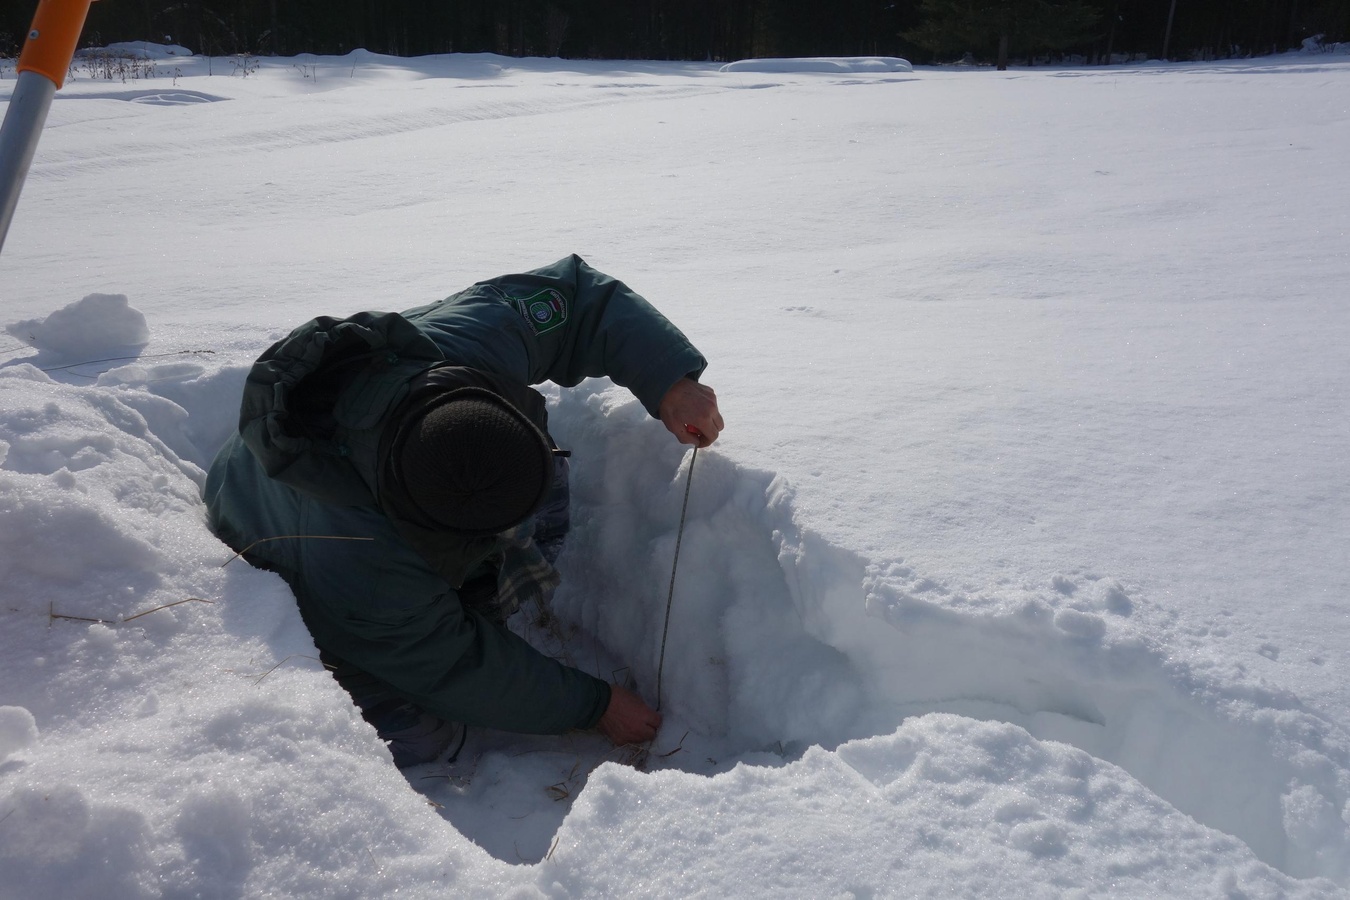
[{"xmin": 509, "ymin": 289, "xmax": 569, "ymax": 335}]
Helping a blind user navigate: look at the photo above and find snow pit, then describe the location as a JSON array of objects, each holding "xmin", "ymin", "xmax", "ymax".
[
  {"xmin": 1, "ymin": 334, "xmax": 1346, "ymax": 892},
  {"xmin": 543, "ymin": 380, "xmax": 1350, "ymax": 882}
]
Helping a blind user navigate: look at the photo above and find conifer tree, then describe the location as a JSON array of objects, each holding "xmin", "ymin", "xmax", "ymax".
[{"xmin": 905, "ymin": 0, "xmax": 1103, "ymax": 68}]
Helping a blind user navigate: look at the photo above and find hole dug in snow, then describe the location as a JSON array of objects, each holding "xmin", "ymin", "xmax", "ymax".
[
  {"xmin": 418, "ymin": 381, "xmax": 1350, "ymax": 880},
  {"xmin": 66, "ymin": 358, "xmax": 1345, "ymax": 881}
]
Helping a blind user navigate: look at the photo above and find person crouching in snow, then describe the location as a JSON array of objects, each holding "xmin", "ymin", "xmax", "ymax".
[{"xmin": 204, "ymin": 255, "xmax": 722, "ymax": 767}]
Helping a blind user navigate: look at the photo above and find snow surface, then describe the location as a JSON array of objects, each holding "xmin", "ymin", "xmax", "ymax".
[
  {"xmin": 1, "ymin": 47, "xmax": 1349, "ymax": 897},
  {"xmin": 719, "ymin": 56, "xmax": 913, "ymax": 74}
]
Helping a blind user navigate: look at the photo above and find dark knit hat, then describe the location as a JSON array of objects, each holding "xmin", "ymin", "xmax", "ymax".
[{"xmin": 393, "ymin": 388, "xmax": 552, "ymax": 534}]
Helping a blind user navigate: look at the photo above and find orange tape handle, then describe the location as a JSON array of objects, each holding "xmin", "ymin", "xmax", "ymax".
[{"xmin": 17, "ymin": 0, "xmax": 96, "ymax": 89}]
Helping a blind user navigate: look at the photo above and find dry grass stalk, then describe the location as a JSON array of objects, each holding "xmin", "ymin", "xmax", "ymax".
[
  {"xmin": 655, "ymin": 730, "xmax": 689, "ymax": 760},
  {"xmin": 48, "ymin": 597, "xmax": 214, "ymax": 626},
  {"xmin": 618, "ymin": 743, "xmax": 651, "ymax": 770},
  {"xmin": 545, "ymin": 760, "xmax": 583, "ymax": 801},
  {"xmin": 48, "ymin": 602, "xmax": 109, "ymax": 625},
  {"xmin": 608, "ymin": 728, "xmax": 689, "ymax": 772},
  {"xmin": 122, "ymin": 597, "xmax": 215, "ymax": 622},
  {"xmin": 247, "ymin": 654, "xmax": 323, "ymax": 684}
]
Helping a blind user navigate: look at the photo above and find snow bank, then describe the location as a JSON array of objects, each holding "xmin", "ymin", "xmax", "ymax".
[
  {"xmin": 75, "ymin": 42, "xmax": 195, "ymax": 60},
  {"xmin": 547, "ymin": 379, "xmax": 1350, "ymax": 884},
  {"xmin": 1302, "ymin": 35, "xmax": 1350, "ymax": 55},
  {"xmin": 0, "ymin": 358, "xmax": 504, "ymax": 898},
  {"xmin": 554, "ymin": 716, "xmax": 1321, "ymax": 897},
  {"xmin": 720, "ymin": 56, "xmax": 913, "ymax": 74}
]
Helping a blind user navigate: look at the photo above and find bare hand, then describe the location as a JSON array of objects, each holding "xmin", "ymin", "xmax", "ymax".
[
  {"xmin": 596, "ymin": 684, "xmax": 662, "ymax": 745},
  {"xmin": 659, "ymin": 377, "xmax": 723, "ymax": 448}
]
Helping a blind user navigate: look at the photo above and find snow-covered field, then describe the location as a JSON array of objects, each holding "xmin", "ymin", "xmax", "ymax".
[{"xmin": 1, "ymin": 46, "xmax": 1348, "ymax": 897}]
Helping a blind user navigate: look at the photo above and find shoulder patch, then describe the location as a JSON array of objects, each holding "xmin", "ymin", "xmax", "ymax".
[{"xmin": 508, "ymin": 288, "xmax": 569, "ymax": 336}]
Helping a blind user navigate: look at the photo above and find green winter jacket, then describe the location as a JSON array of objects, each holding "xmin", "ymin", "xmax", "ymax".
[{"xmin": 204, "ymin": 255, "xmax": 707, "ymax": 734}]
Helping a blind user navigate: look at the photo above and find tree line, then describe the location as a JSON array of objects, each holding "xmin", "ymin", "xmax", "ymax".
[{"xmin": 4, "ymin": 0, "xmax": 1346, "ymax": 67}]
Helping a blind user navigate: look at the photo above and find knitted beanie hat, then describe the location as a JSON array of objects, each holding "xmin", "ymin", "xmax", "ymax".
[{"xmin": 393, "ymin": 388, "xmax": 552, "ymax": 534}]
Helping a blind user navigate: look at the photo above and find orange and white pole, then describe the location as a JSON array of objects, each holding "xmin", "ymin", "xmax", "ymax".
[{"xmin": 0, "ymin": 0, "xmax": 95, "ymax": 255}]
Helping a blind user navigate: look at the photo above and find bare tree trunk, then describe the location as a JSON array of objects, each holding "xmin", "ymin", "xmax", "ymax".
[
  {"xmin": 997, "ymin": 33, "xmax": 1009, "ymax": 69},
  {"xmin": 1163, "ymin": 0, "xmax": 1179, "ymax": 58},
  {"xmin": 545, "ymin": 6, "xmax": 569, "ymax": 56},
  {"xmin": 1104, "ymin": 0, "xmax": 1118, "ymax": 63}
]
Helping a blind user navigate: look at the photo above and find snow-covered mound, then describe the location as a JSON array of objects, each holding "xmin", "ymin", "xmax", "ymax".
[
  {"xmin": 4, "ymin": 293, "xmax": 149, "ymax": 362},
  {"xmin": 720, "ymin": 56, "xmax": 913, "ymax": 74},
  {"xmin": 1302, "ymin": 35, "xmax": 1350, "ymax": 54},
  {"xmin": 75, "ymin": 41, "xmax": 195, "ymax": 60}
]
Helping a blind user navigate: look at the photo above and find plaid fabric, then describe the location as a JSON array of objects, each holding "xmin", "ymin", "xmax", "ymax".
[
  {"xmin": 489, "ymin": 520, "xmax": 562, "ymax": 622},
  {"xmin": 475, "ymin": 454, "xmax": 570, "ymax": 624}
]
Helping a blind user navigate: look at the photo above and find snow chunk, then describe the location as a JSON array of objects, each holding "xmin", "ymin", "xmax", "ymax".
[
  {"xmin": 5, "ymin": 294, "xmax": 149, "ymax": 362},
  {"xmin": 1091, "ymin": 578, "xmax": 1133, "ymax": 616},
  {"xmin": 1053, "ymin": 607, "xmax": 1107, "ymax": 640},
  {"xmin": 0, "ymin": 785, "xmax": 157, "ymax": 898},
  {"xmin": 1282, "ymin": 784, "xmax": 1350, "ymax": 881},
  {"xmin": 0, "ymin": 705, "xmax": 39, "ymax": 762},
  {"xmin": 720, "ymin": 56, "xmax": 913, "ymax": 74}
]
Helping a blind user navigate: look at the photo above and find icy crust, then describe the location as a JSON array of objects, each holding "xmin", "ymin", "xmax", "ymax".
[{"xmin": 0, "ymin": 359, "xmax": 1347, "ymax": 894}]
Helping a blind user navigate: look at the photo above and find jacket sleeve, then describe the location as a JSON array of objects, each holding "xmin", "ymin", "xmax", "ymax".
[
  {"xmin": 402, "ymin": 254, "xmax": 707, "ymax": 417},
  {"xmin": 288, "ymin": 493, "xmax": 611, "ymax": 734}
]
